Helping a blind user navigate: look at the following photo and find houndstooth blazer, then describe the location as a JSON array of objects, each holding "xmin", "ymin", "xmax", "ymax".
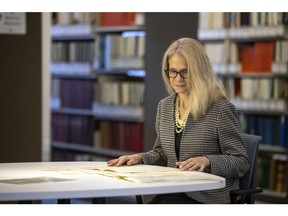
[{"xmin": 140, "ymin": 93, "xmax": 250, "ymax": 204}]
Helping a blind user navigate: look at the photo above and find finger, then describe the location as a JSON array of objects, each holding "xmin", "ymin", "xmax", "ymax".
[
  {"xmin": 198, "ymin": 165, "xmax": 205, "ymax": 172},
  {"xmin": 179, "ymin": 158, "xmax": 196, "ymax": 170},
  {"xmin": 180, "ymin": 162, "xmax": 194, "ymax": 171},
  {"xmin": 177, "ymin": 161, "xmax": 189, "ymax": 169},
  {"xmin": 107, "ymin": 159, "xmax": 118, "ymax": 166},
  {"xmin": 175, "ymin": 161, "xmax": 183, "ymax": 168},
  {"xmin": 126, "ymin": 159, "xmax": 136, "ymax": 166},
  {"xmin": 188, "ymin": 164, "xmax": 201, "ymax": 171},
  {"xmin": 115, "ymin": 156, "xmax": 129, "ymax": 166}
]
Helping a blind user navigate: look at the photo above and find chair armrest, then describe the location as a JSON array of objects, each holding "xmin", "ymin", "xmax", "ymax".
[{"xmin": 230, "ymin": 187, "xmax": 263, "ymax": 204}]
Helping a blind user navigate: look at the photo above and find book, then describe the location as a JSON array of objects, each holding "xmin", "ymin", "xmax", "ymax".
[
  {"xmin": 240, "ymin": 42, "xmax": 274, "ymax": 73},
  {"xmin": 100, "ymin": 13, "xmax": 136, "ymax": 27}
]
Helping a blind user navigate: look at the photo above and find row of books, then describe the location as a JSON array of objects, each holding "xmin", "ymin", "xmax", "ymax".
[
  {"xmin": 99, "ymin": 12, "xmax": 145, "ymax": 27},
  {"xmin": 95, "ymin": 80, "xmax": 144, "ymax": 106},
  {"xmin": 51, "ymin": 41, "xmax": 94, "ymax": 62},
  {"xmin": 52, "ymin": 113, "xmax": 95, "ymax": 146},
  {"xmin": 231, "ymin": 98, "xmax": 288, "ymax": 113},
  {"xmin": 240, "ymin": 78, "xmax": 288, "ymax": 100},
  {"xmin": 198, "ymin": 26, "xmax": 288, "ymax": 41},
  {"xmin": 204, "ymin": 42, "xmax": 238, "ymax": 66},
  {"xmin": 212, "ymin": 63, "xmax": 288, "ymax": 75},
  {"xmin": 92, "ymin": 103, "xmax": 144, "ymax": 121},
  {"xmin": 52, "ymin": 12, "xmax": 145, "ymax": 31},
  {"xmin": 241, "ymin": 42, "xmax": 274, "ymax": 73},
  {"xmin": 52, "ymin": 13, "xmax": 100, "ymax": 25},
  {"xmin": 256, "ymin": 155, "xmax": 287, "ymax": 192},
  {"xmin": 98, "ymin": 34, "xmax": 145, "ymax": 70},
  {"xmin": 205, "ymin": 41, "xmax": 288, "ymax": 73},
  {"xmin": 199, "ymin": 12, "xmax": 288, "ymax": 30},
  {"xmin": 51, "ymin": 78, "xmax": 144, "ymax": 109},
  {"xmin": 94, "ymin": 121, "xmax": 143, "ymax": 153},
  {"xmin": 239, "ymin": 114, "xmax": 288, "ymax": 148},
  {"xmin": 223, "ymin": 78, "xmax": 288, "ymax": 101},
  {"xmin": 59, "ymin": 79, "xmax": 94, "ymax": 109}
]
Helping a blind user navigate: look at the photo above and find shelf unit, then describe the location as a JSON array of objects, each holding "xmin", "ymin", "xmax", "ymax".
[
  {"xmin": 50, "ymin": 13, "xmax": 146, "ymax": 161},
  {"xmin": 50, "ymin": 20, "xmax": 100, "ymax": 161},
  {"xmin": 93, "ymin": 23, "xmax": 146, "ymax": 155},
  {"xmin": 198, "ymin": 12, "xmax": 288, "ymax": 203}
]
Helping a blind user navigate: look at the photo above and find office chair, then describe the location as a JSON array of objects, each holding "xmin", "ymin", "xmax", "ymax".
[
  {"xmin": 229, "ymin": 133, "xmax": 263, "ymax": 204},
  {"xmin": 136, "ymin": 133, "xmax": 263, "ymax": 204}
]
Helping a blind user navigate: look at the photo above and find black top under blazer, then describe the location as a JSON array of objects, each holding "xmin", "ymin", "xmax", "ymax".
[{"xmin": 140, "ymin": 93, "xmax": 250, "ymax": 204}]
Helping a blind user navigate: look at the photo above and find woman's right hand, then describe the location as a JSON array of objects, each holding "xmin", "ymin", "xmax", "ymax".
[{"xmin": 107, "ymin": 154, "xmax": 142, "ymax": 167}]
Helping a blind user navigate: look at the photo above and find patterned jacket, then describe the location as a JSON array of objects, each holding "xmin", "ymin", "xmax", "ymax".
[{"xmin": 140, "ymin": 93, "xmax": 250, "ymax": 204}]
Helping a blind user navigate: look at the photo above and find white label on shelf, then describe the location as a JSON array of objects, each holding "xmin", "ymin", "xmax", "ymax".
[{"xmin": 0, "ymin": 13, "xmax": 26, "ymax": 35}]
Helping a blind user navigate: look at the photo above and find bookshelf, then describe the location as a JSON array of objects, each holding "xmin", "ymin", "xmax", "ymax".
[
  {"xmin": 93, "ymin": 13, "xmax": 146, "ymax": 155},
  {"xmin": 50, "ymin": 12, "xmax": 145, "ymax": 161},
  {"xmin": 198, "ymin": 12, "xmax": 288, "ymax": 203},
  {"xmin": 50, "ymin": 22, "xmax": 97, "ymax": 161}
]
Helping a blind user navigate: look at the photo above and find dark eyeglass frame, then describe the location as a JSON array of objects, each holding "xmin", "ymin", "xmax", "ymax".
[{"xmin": 165, "ymin": 68, "xmax": 189, "ymax": 79}]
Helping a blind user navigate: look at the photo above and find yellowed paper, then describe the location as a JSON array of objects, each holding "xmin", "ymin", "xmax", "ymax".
[{"xmin": 92, "ymin": 164, "xmax": 225, "ymax": 183}]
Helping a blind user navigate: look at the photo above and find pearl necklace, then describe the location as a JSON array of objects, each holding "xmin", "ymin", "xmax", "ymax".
[{"xmin": 175, "ymin": 97, "xmax": 190, "ymax": 133}]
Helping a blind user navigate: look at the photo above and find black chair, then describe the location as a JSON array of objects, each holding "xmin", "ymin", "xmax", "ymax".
[
  {"xmin": 229, "ymin": 133, "xmax": 263, "ymax": 204},
  {"xmin": 136, "ymin": 133, "xmax": 263, "ymax": 204}
]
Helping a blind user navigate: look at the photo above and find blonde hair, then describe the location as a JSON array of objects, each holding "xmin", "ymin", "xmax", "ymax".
[{"xmin": 162, "ymin": 38, "xmax": 227, "ymax": 119}]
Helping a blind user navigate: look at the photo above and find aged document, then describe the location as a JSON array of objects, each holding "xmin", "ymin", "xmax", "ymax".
[
  {"xmin": 38, "ymin": 164, "xmax": 224, "ymax": 183},
  {"xmin": 92, "ymin": 164, "xmax": 225, "ymax": 183},
  {"xmin": 0, "ymin": 177, "xmax": 76, "ymax": 185}
]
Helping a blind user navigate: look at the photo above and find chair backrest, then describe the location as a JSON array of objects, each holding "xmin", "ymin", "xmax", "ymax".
[{"xmin": 240, "ymin": 133, "xmax": 262, "ymax": 203}]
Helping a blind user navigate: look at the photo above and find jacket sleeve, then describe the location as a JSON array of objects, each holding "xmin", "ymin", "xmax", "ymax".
[
  {"xmin": 140, "ymin": 100, "xmax": 168, "ymax": 166},
  {"xmin": 205, "ymin": 100, "xmax": 250, "ymax": 179}
]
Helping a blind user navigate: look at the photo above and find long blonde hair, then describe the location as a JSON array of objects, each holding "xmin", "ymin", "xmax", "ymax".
[{"xmin": 162, "ymin": 38, "xmax": 227, "ymax": 119}]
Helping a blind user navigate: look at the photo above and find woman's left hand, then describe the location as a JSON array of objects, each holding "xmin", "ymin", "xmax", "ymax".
[{"xmin": 176, "ymin": 156, "xmax": 210, "ymax": 172}]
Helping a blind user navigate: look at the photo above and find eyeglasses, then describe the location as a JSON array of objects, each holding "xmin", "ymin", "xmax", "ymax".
[{"xmin": 165, "ymin": 68, "xmax": 189, "ymax": 79}]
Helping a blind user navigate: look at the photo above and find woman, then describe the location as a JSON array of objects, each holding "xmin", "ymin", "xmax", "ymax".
[{"xmin": 107, "ymin": 38, "xmax": 250, "ymax": 204}]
